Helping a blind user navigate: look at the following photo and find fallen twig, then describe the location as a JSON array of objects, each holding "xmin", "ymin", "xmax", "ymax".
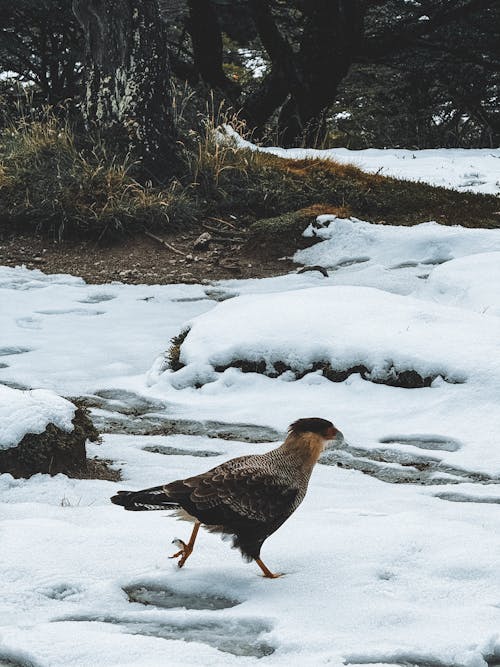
[
  {"xmin": 208, "ymin": 216, "xmax": 238, "ymax": 230},
  {"xmin": 144, "ymin": 231, "xmax": 187, "ymax": 256},
  {"xmin": 297, "ymin": 265, "xmax": 329, "ymax": 277},
  {"xmin": 202, "ymin": 222, "xmax": 235, "ymax": 237},
  {"xmin": 211, "ymin": 236, "xmax": 245, "ymax": 244}
]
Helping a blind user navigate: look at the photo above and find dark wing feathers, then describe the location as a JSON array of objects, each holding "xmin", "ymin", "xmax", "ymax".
[
  {"xmin": 111, "ymin": 454, "xmax": 301, "ymax": 559},
  {"xmin": 110, "ymin": 485, "xmax": 181, "ymax": 511},
  {"xmin": 174, "ymin": 455, "xmax": 300, "ymax": 528}
]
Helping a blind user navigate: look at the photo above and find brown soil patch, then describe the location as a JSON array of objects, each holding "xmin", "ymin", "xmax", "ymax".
[{"xmin": 0, "ymin": 224, "xmax": 296, "ymax": 284}]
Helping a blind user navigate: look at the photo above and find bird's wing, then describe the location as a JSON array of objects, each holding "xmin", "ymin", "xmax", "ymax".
[{"xmin": 178, "ymin": 456, "xmax": 300, "ymax": 525}]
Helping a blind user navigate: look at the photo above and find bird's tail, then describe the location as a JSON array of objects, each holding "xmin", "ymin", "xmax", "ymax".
[{"xmin": 110, "ymin": 484, "xmax": 181, "ymax": 511}]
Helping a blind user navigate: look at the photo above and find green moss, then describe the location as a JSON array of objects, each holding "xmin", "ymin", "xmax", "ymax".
[{"xmin": 247, "ymin": 211, "xmax": 315, "ymax": 257}]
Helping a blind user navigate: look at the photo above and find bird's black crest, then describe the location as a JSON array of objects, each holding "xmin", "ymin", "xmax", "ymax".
[{"xmin": 288, "ymin": 417, "xmax": 335, "ymax": 437}]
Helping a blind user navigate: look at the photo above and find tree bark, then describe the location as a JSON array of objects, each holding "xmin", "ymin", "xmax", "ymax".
[
  {"xmin": 73, "ymin": 0, "xmax": 179, "ymax": 181},
  {"xmin": 281, "ymin": 1, "xmax": 366, "ymax": 145},
  {"xmin": 186, "ymin": 0, "xmax": 240, "ymax": 100},
  {"xmin": 246, "ymin": 0, "xmax": 366, "ymax": 146}
]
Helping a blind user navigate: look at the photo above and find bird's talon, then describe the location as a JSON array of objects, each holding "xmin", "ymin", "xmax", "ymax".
[
  {"xmin": 172, "ymin": 538, "xmax": 185, "ymax": 548},
  {"xmin": 169, "ymin": 539, "xmax": 194, "ymax": 567}
]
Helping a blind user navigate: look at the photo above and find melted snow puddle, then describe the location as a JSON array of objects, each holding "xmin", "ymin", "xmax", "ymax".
[
  {"xmin": 80, "ymin": 389, "xmax": 281, "ymax": 442},
  {"xmin": 0, "ymin": 654, "xmax": 38, "ymax": 667},
  {"xmin": 142, "ymin": 444, "xmax": 222, "ymax": 457},
  {"xmin": 78, "ymin": 294, "xmax": 116, "ymax": 304},
  {"xmin": 321, "ymin": 435, "xmax": 500, "ymax": 486},
  {"xmin": 380, "ymin": 434, "xmax": 461, "ymax": 452},
  {"xmin": 346, "ymin": 652, "xmax": 500, "ymax": 667},
  {"xmin": 82, "ymin": 389, "xmax": 498, "ymax": 487},
  {"xmin": 125, "ymin": 583, "xmax": 239, "ymax": 610},
  {"xmin": 79, "ymin": 388, "xmax": 498, "ymax": 490},
  {"xmin": 55, "ymin": 615, "xmax": 274, "ymax": 658}
]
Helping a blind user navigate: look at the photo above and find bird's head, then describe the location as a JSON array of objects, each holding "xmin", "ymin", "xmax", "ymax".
[{"xmin": 288, "ymin": 417, "xmax": 341, "ymax": 450}]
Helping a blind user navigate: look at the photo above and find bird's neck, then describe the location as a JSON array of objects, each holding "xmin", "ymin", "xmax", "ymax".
[{"xmin": 279, "ymin": 432, "xmax": 326, "ymax": 472}]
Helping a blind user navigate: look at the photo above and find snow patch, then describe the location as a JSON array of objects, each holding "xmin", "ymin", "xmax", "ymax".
[
  {"xmin": 223, "ymin": 126, "xmax": 500, "ymax": 195},
  {"xmin": 0, "ymin": 386, "xmax": 76, "ymax": 450},
  {"xmin": 162, "ymin": 285, "xmax": 500, "ymax": 387},
  {"xmin": 294, "ymin": 217, "xmax": 500, "ymax": 270}
]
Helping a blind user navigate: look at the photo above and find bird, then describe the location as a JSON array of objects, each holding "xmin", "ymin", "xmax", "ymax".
[{"xmin": 111, "ymin": 417, "xmax": 339, "ymax": 578}]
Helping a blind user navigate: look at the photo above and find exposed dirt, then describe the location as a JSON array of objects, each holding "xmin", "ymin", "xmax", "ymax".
[{"xmin": 0, "ymin": 224, "xmax": 297, "ymax": 284}]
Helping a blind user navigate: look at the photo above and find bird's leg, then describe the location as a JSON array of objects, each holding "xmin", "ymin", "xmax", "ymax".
[
  {"xmin": 169, "ymin": 521, "xmax": 201, "ymax": 568},
  {"xmin": 255, "ymin": 557, "xmax": 283, "ymax": 579}
]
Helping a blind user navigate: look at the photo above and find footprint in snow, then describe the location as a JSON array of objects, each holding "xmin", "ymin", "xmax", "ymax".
[
  {"xmin": 78, "ymin": 293, "xmax": 116, "ymax": 304},
  {"xmin": 0, "ymin": 346, "xmax": 31, "ymax": 356},
  {"xmin": 434, "ymin": 491, "xmax": 500, "ymax": 505},
  {"xmin": 15, "ymin": 317, "xmax": 42, "ymax": 330},
  {"xmin": 345, "ymin": 654, "xmax": 463, "ymax": 667},
  {"xmin": 143, "ymin": 444, "xmax": 222, "ymax": 457},
  {"xmin": 41, "ymin": 582, "xmax": 84, "ymax": 600},
  {"xmin": 36, "ymin": 308, "xmax": 104, "ymax": 316},
  {"xmin": 171, "ymin": 296, "xmax": 211, "ymax": 303},
  {"xmin": 379, "ymin": 434, "xmax": 461, "ymax": 452}
]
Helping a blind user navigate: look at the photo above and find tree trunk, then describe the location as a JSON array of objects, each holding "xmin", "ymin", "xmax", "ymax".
[
  {"xmin": 72, "ymin": 0, "xmax": 179, "ymax": 181},
  {"xmin": 279, "ymin": 0, "xmax": 366, "ymax": 146},
  {"xmin": 186, "ymin": 0, "xmax": 240, "ymax": 100},
  {"xmin": 247, "ymin": 0, "xmax": 366, "ymax": 146}
]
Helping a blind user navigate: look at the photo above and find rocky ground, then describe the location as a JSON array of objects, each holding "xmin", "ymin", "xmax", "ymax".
[{"xmin": 0, "ymin": 224, "xmax": 296, "ymax": 284}]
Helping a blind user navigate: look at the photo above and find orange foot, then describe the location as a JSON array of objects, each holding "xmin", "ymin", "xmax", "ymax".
[
  {"xmin": 169, "ymin": 538, "xmax": 193, "ymax": 568},
  {"xmin": 255, "ymin": 557, "xmax": 284, "ymax": 579}
]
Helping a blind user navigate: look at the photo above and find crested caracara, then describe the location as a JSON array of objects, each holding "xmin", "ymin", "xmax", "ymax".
[{"xmin": 111, "ymin": 417, "xmax": 339, "ymax": 578}]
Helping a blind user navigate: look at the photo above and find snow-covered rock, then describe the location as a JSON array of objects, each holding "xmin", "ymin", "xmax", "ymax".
[
  {"xmin": 294, "ymin": 216, "xmax": 500, "ymax": 269},
  {"xmin": 162, "ymin": 285, "xmax": 500, "ymax": 389},
  {"xmin": 0, "ymin": 386, "xmax": 98, "ymax": 477},
  {"xmin": 0, "ymin": 386, "xmax": 76, "ymax": 450}
]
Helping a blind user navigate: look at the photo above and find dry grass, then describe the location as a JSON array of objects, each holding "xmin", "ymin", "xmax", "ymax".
[
  {"xmin": 167, "ymin": 328, "xmax": 190, "ymax": 371},
  {"xmin": 0, "ymin": 104, "xmax": 498, "ymax": 243},
  {"xmin": 0, "ymin": 112, "xmax": 193, "ymax": 238}
]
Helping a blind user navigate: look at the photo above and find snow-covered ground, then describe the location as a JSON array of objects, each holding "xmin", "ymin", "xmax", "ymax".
[
  {"xmin": 2, "ymin": 215, "xmax": 500, "ymax": 666},
  {"xmin": 224, "ymin": 127, "xmax": 500, "ymax": 195}
]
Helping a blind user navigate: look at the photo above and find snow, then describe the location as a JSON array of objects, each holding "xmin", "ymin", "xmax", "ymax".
[
  {"xmin": 3, "ymin": 207, "xmax": 500, "ymax": 665},
  {"xmin": 167, "ymin": 285, "xmax": 500, "ymax": 388},
  {"xmin": 223, "ymin": 126, "xmax": 500, "ymax": 195},
  {"xmin": 418, "ymin": 251, "xmax": 500, "ymax": 315},
  {"xmin": 0, "ymin": 385, "xmax": 76, "ymax": 450},
  {"xmin": 295, "ymin": 216, "xmax": 500, "ymax": 269}
]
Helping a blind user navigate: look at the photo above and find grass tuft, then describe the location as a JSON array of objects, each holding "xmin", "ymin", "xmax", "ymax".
[
  {"xmin": 0, "ymin": 112, "xmax": 193, "ymax": 239},
  {"xmin": 167, "ymin": 328, "xmax": 190, "ymax": 371},
  {"xmin": 0, "ymin": 104, "xmax": 498, "ymax": 244}
]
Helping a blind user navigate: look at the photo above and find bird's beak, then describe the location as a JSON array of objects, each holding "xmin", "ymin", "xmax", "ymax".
[{"xmin": 324, "ymin": 428, "xmax": 344, "ymax": 449}]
